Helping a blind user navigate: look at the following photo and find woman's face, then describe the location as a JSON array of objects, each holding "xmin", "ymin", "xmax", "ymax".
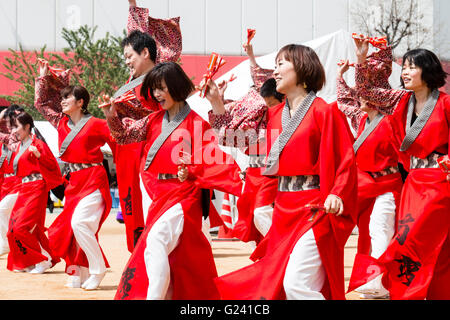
[
  {"xmin": 401, "ymin": 59, "xmax": 425, "ymax": 91},
  {"xmin": 359, "ymin": 98, "xmax": 371, "ymax": 113},
  {"xmin": 61, "ymin": 94, "xmax": 82, "ymax": 115},
  {"xmin": 152, "ymin": 80, "xmax": 177, "ymax": 110},
  {"xmin": 273, "ymin": 55, "xmax": 298, "ymax": 94},
  {"xmin": 11, "ymin": 119, "xmax": 30, "ymax": 142}
]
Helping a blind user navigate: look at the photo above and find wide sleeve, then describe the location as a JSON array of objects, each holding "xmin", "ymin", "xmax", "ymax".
[
  {"xmin": 34, "ymin": 74, "xmax": 67, "ymax": 128},
  {"xmin": 127, "ymin": 6, "xmax": 182, "ymax": 63},
  {"xmin": 354, "ymin": 62, "xmax": 406, "ymax": 115},
  {"xmin": 336, "ymin": 77, "xmax": 365, "ymax": 132},
  {"xmin": 186, "ymin": 121, "xmax": 243, "ymax": 197},
  {"xmin": 208, "ymin": 89, "xmax": 268, "ymax": 148},
  {"xmin": 0, "ymin": 120, "xmax": 16, "ymax": 145},
  {"xmin": 35, "ymin": 139, "xmax": 63, "ymax": 190},
  {"xmin": 250, "ymin": 64, "xmax": 274, "ymax": 92},
  {"xmin": 97, "ymin": 119, "xmax": 117, "ymax": 160},
  {"xmin": 317, "ymin": 103, "xmax": 358, "ymax": 217},
  {"xmin": 446, "ymin": 95, "xmax": 450, "ymax": 157},
  {"xmin": 106, "ymin": 113, "xmax": 149, "ymax": 145},
  {"xmin": 114, "ymin": 95, "xmax": 152, "ymax": 121}
]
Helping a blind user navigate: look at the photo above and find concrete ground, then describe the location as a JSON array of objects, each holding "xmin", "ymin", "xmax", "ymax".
[{"xmin": 0, "ymin": 208, "xmax": 361, "ymax": 300}]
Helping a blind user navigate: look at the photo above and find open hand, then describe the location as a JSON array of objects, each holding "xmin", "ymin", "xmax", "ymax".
[
  {"xmin": 38, "ymin": 59, "xmax": 49, "ymax": 77},
  {"xmin": 337, "ymin": 59, "xmax": 350, "ymax": 78},
  {"xmin": 354, "ymin": 37, "xmax": 370, "ymax": 64}
]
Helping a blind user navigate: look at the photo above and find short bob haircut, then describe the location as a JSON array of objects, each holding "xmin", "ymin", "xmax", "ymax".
[
  {"xmin": 401, "ymin": 48, "xmax": 448, "ymax": 90},
  {"xmin": 276, "ymin": 44, "xmax": 326, "ymax": 93},
  {"xmin": 141, "ymin": 62, "xmax": 195, "ymax": 102},
  {"xmin": 60, "ymin": 85, "xmax": 90, "ymax": 114},
  {"xmin": 122, "ymin": 30, "xmax": 158, "ymax": 64}
]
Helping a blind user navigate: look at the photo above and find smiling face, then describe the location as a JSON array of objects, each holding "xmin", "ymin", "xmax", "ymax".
[
  {"xmin": 401, "ymin": 59, "xmax": 425, "ymax": 91},
  {"xmin": 61, "ymin": 94, "xmax": 83, "ymax": 116},
  {"xmin": 12, "ymin": 119, "xmax": 30, "ymax": 142},
  {"xmin": 152, "ymin": 80, "xmax": 177, "ymax": 110},
  {"xmin": 273, "ymin": 55, "xmax": 298, "ymax": 94},
  {"xmin": 123, "ymin": 45, "xmax": 151, "ymax": 78}
]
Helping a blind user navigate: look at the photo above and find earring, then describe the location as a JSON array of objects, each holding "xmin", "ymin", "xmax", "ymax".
[{"xmin": 303, "ymin": 83, "xmax": 307, "ymax": 89}]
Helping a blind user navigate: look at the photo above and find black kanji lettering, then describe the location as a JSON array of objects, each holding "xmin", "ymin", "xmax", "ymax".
[
  {"xmin": 15, "ymin": 239, "xmax": 27, "ymax": 255},
  {"xmin": 118, "ymin": 267, "xmax": 136, "ymax": 300},
  {"xmin": 121, "ymin": 187, "xmax": 132, "ymax": 216},
  {"xmin": 133, "ymin": 227, "xmax": 144, "ymax": 246},
  {"xmin": 395, "ymin": 254, "xmax": 421, "ymax": 286},
  {"xmin": 396, "ymin": 213, "xmax": 414, "ymax": 245}
]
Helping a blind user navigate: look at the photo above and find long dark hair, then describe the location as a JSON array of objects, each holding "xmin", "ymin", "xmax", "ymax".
[{"xmin": 12, "ymin": 111, "xmax": 48, "ymax": 145}]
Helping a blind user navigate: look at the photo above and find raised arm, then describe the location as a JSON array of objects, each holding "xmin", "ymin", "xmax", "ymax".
[
  {"xmin": 0, "ymin": 110, "xmax": 16, "ymax": 145},
  {"xmin": 34, "ymin": 60, "xmax": 68, "ymax": 127},
  {"xmin": 336, "ymin": 60, "xmax": 365, "ymax": 132},
  {"xmin": 243, "ymin": 43, "xmax": 273, "ymax": 91},
  {"xmin": 205, "ymin": 79, "xmax": 267, "ymax": 148},
  {"xmin": 127, "ymin": 2, "xmax": 182, "ymax": 63},
  {"xmin": 100, "ymin": 96, "xmax": 149, "ymax": 145},
  {"xmin": 353, "ymin": 38, "xmax": 406, "ymax": 115}
]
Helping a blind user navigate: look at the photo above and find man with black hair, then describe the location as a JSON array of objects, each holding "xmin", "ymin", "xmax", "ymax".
[
  {"xmin": 260, "ymin": 78, "xmax": 285, "ymax": 109},
  {"xmin": 110, "ymin": 0, "xmax": 182, "ymax": 253}
]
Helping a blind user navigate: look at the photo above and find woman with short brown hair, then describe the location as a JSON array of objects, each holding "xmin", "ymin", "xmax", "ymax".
[{"xmin": 211, "ymin": 44, "xmax": 358, "ymax": 300}]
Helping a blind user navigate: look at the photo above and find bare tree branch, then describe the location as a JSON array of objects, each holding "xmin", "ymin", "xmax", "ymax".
[{"xmin": 350, "ymin": 0, "xmax": 431, "ymax": 55}]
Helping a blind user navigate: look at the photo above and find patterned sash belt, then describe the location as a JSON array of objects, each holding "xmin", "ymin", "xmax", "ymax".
[
  {"xmin": 4, "ymin": 173, "xmax": 15, "ymax": 178},
  {"xmin": 248, "ymin": 154, "xmax": 266, "ymax": 168},
  {"xmin": 157, "ymin": 173, "xmax": 178, "ymax": 180},
  {"xmin": 22, "ymin": 173, "xmax": 43, "ymax": 183},
  {"xmin": 278, "ymin": 175, "xmax": 320, "ymax": 192},
  {"xmin": 410, "ymin": 152, "xmax": 441, "ymax": 170},
  {"xmin": 66, "ymin": 162, "xmax": 102, "ymax": 173},
  {"xmin": 367, "ymin": 166, "xmax": 399, "ymax": 179}
]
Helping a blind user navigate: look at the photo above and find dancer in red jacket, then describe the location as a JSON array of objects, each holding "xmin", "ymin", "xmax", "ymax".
[
  {"xmin": 1, "ymin": 112, "xmax": 62, "ymax": 273},
  {"xmin": 349, "ymin": 37, "xmax": 449, "ymax": 300},
  {"xmin": 336, "ymin": 45, "xmax": 403, "ymax": 299},
  {"xmin": 101, "ymin": 62, "xmax": 242, "ymax": 299},
  {"xmin": 209, "ymin": 44, "xmax": 357, "ymax": 300},
  {"xmin": 35, "ymin": 60, "xmax": 116, "ymax": 290}
]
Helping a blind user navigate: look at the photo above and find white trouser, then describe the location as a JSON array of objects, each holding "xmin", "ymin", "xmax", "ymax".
[
  {"xmin": 140, "ymin": 174, "xmax": 153, "ymax": 224},
  {"xmin": 253, "ymin": 205, "xmax": 273, "ymax": 236},
  {"xmin": 39, "ymin": 243, "xmax": 52, "ymax": 262},
  {"xmin": 71, "ymin": 189, "xmax": 106, "ymax": 275},
  {"xmin": 0, "ymin": 193, "xmax": 18, "ymax": 251},
  {"xmin": 144, "ymin": 203, "xmax": 184, "ymax": 300},
  {"xmin": 358, "ymin": 192, "xmax": 396, "ymax": 294},
  {"xmin": 202, "ymin": 217, "xmax": 212, "ymax": 245},
  {"xmin": 283, "ymin": 228, "xmax": 326, "ymax": 300}
]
